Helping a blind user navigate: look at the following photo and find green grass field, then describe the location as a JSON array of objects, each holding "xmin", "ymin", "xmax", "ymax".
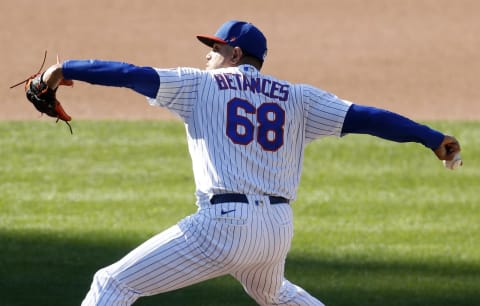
[{"xmin": 0, "ymin": 120, "xmax": 478, "ymax": 306}]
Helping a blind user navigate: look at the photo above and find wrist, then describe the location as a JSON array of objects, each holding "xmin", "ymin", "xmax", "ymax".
[{"xmin": 42, "ymin": 63, "xmax": 63, "ymax": 89}]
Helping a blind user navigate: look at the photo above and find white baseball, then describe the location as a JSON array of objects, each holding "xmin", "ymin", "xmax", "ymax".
[{"xmin": 443, "ymin": 153, "xmax": 463, "ymax": 170}]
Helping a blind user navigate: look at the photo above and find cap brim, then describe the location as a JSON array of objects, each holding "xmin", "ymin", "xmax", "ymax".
[{"xmin": 196, "ymin": 35, "xmax": 227, "ymax": 47}]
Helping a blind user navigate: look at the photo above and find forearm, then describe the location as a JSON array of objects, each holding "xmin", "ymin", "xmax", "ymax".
[
  {"xmin": 42, "ymin": 60, "xmax": 160, "ymax": 98},
  {"xmin": 341, "ymin": 104, "xmax": 444, "ymax": 150}
]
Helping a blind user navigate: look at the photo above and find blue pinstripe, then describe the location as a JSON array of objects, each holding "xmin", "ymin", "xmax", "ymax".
[
  {"xmin": 82, "ymin": 64, "xmax": 351, "ymax": 305},
  {"xmin": 82, "ymin": 200, "xmax": 324, "ymax": 306}
]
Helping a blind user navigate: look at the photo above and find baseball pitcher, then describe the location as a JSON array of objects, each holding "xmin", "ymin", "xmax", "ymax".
[{"xmin": 16, "ymin": 20, "xmax": 461, "ymax": 305}]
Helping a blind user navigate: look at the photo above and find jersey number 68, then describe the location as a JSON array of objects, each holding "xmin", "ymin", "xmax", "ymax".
[{"xmin": 226, "ymin": 98, "xmax": 285, "ymax": 152}]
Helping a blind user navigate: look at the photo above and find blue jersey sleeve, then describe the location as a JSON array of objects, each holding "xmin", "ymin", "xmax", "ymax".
[
  {"xmin": 341, "ymin": 104, "xmax": 444, "ymax": 150},
  {"xmin": 62, "ymin": 60, "xmax": 160, "ymax": 98}
]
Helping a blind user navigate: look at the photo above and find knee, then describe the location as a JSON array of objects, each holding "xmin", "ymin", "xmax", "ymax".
[
  {"xmin": 91, "ymin": 268, "xmax": 112, "ymax": 291},
  {"xmin": 82, "ymin": 268, "xmax": 140, "ymax": 306}
]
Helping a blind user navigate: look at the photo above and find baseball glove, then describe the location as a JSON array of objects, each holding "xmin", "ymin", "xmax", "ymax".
[{"xmin": 10, "ymin": 51, "xmax": 74, "ymax": 133}]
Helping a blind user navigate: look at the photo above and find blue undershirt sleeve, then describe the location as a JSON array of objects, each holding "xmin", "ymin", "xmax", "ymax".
[
  {"xmin": 341, "ymin": 104, "xmax": 444, "ymax": 150},
  {"xmin": 62, "ymin": 60, "xmax": 160, "ymax": 99}
]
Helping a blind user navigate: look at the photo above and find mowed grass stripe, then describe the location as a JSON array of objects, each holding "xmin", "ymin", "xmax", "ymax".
[{"xmin": 0, "ymin": 120, "xmax": 478, "ymax": 306}]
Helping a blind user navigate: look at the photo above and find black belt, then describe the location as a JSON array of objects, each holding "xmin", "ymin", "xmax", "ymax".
[{"xmin": 210, "ymin": 193, "xmax": 289, "ymax": 205}]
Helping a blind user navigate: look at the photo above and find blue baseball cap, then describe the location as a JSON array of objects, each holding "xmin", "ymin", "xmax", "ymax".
[{"xmin": 197, "ymin": 20, "xmax": 267, "ymax": 62}]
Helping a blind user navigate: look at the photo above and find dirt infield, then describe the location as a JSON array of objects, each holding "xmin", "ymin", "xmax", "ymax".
[{"xmin": 1, "ymin": 0, "xmax": 478, "ymax": 121}]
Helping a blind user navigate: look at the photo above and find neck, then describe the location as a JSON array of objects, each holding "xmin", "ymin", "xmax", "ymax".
[{"xmin": 238, "ymin": 56, "xmax": 263, "ymax": 70}]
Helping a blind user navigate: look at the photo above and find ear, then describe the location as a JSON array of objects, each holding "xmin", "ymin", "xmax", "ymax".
[{"xmin": 231, "ymin": 47, "xmax": 244, "ymax": 64}]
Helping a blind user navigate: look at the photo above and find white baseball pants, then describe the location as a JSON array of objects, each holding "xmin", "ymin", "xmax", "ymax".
[{"xmin": 81, "ymin": 196, "xmax": 324, "ymax": 306}]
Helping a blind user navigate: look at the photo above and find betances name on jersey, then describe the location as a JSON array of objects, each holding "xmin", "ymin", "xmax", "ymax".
[{"xmin": 213, "ymin": 72, "xmax": 290, "ymax": 102}]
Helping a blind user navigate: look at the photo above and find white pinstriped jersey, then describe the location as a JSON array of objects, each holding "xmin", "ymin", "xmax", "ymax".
[{"xmin": 148, "ymin": 64, "xmax": 351, "ymax": 202}]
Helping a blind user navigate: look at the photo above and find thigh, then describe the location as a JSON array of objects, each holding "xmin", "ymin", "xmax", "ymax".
[
  {"xmin": 103, "ymin": 221, "xmax": 224, "ymax": 296},
  {"xmin": 231, "ymin": 204, "xmax": 294, "ymax": 299}
]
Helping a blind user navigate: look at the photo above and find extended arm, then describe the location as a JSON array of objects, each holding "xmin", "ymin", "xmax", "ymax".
[
  {"xmin": 42, "ymin": 60, "xmax": 160, "ymax": 98},
  {"xmin": 342, "ymin": 104, "xmax": 461, "ymax": 161}
]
